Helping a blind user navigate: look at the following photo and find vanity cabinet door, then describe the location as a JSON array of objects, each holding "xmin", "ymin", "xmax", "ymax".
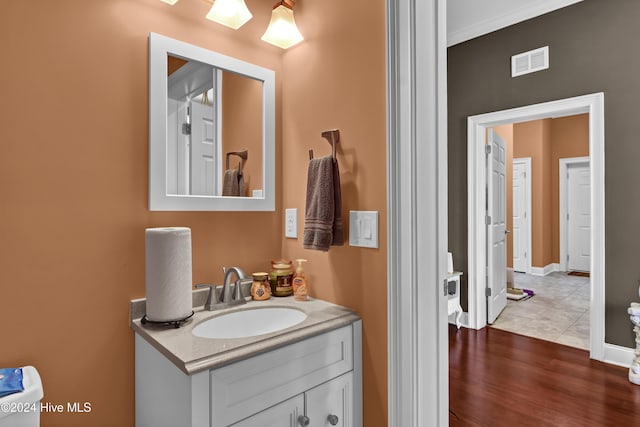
[
  {"xmin": 209, "ymin": 325, "xmax": 353, "ymax": 426},
  {"xmin": 230, "ymin": 395, "xmax": 303, "ymax": 427},
  {"xmin": 305, "ymin": 372, "xmax": 353, "ymax": 427}
]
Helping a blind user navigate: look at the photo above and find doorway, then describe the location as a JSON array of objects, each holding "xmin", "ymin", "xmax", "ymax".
[
  {"xmin": 465, "ymin": 93, "xmax": 606, "ymax": 361},
  {"xmin": 488, "ymin": 120, "xmax": 591, "ymax": 348}
]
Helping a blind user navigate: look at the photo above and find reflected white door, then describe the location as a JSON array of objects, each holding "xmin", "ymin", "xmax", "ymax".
[
  {"xmin": 512, "ymin": 158, "xmax": 531, "ymax": 273},
  {"xmin": 487, "ymin": 129, "xmax": 507, "ymax": 324},
  {"xmin": 567, "ymin": 163, "xmax": 591, "ymax": 272},
  {"xmin": 190, "ymin": 100, "xmax": 216, "ymax": 196}
]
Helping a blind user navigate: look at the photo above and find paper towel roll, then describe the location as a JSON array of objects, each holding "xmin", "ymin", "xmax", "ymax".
[{"xmin": 145, "ymin": 227, "xmax": 193, "ymax": 322}]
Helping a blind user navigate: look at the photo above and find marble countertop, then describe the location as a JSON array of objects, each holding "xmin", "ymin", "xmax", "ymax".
[{"xmin": 130, "ymin": 293, "xmax": 360, "ymax": 375}]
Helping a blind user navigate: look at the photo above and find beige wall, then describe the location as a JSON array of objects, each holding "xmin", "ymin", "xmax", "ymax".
[
  {"xmin": 499, "ymin": 114, "xmax": 589, "ymax": 271},
  {"xmin": 550, "ymin": 114, "xmax": 589, "ymax": 262},
  {"xmin": 281, "ymin": 1, "xmax": 388, "ymax": 426},
  {"xmin": 222, "ymin": 71, "xmax": 263, "ymax": 194},
  {"xmin": 0, "ymin": 1, "xmax": 386, "ymax": 426}
]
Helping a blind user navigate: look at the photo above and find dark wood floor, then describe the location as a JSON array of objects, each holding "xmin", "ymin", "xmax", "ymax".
[{"xmin": 449, "ymin": 326, "xmax": 640, "ymax": 426}]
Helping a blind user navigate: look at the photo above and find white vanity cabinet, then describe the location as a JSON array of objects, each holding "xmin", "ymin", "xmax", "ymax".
[
  {"xmin": 135, "ymin": 321, "xmax": 362, "ymax": 427},
  {"xmin": 233, "ymin": 373, "xmax": 353, "ymax": 427},
  {"xmin": 230, "ymin": 395, "xmax": 303, "ymax": 427}
]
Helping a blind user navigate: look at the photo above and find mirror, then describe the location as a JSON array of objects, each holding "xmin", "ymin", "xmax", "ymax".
[{"xmin": 149, "ymin": 33, "xmax": 275, "ymax": 211}]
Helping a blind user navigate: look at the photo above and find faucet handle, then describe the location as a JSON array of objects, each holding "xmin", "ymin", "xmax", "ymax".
[
  {"xmin": 195, "ymin": 283, "xmax": 213, "ymax": 290},
  {"xmin": 195, "ymin": 284, "xmax": 216, "ymax": 307}
]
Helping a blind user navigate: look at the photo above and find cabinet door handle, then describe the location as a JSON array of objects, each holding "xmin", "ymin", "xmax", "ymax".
[
  {"xmin": 328, "ymin": 414, "xmax": 339, "ymax": 425},
  {"xmin": 297, "ymin": 415, "xmax": 310, "ymax": 426}
]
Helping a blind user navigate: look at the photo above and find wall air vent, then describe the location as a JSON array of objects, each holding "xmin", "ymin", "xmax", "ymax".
[{"xmin": 511, "ymin": 46, "xmax": 549, "ymax": 77}]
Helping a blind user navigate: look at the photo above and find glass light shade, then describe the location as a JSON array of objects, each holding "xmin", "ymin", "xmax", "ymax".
[
  {"xmin": 160, "ymin": 0, "xmax": 179, "ymax": 5},
  {"xmin": 261, "ymin": 4, "xmax": 304, "ymax": 49},
  {"xmin": 206, "ymin": 0, "xmax": 253, "ymax": 30}
]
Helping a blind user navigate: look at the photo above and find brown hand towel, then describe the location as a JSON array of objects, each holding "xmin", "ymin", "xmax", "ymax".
[
  {"xmin": 238, "ymin": 171, "xmax": 245, "ymax": 197},
  {"xmin": 303, "ymin": 156, "xmax": 344, "ymax": 251},
  {"xmin": 331, "ymin": 157, "xmax": 344, "ymax": 246},
  {"xmin": 222, "ymin": 169, "xmax": 245, "ymax": 197}
]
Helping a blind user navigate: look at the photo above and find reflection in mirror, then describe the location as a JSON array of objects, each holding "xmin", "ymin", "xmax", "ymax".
[
  {"xmin": 149, "ymin": 33, "xmax": 275, "ymax": 211},
  {"xmin": 166, "ymin": 56, "xmax": 263, "ymax": 198}
]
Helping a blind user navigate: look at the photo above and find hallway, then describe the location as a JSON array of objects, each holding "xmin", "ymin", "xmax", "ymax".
[{"xmin": 490, "ymin": 272, "xmax": 590, "ymax": 349}]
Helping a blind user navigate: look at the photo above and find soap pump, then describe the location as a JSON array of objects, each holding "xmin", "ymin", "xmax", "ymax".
[{"xmin": 292, "ymin": 259, "xmax": 309, "ymax": 301}]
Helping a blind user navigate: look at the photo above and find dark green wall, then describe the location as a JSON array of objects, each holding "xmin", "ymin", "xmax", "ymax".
[{"xmin": 448, "ymin": 0, "xmax": 640, "ymax": 347}]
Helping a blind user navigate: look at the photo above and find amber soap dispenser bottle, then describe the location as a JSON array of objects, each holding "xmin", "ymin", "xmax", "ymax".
[{"xmin": 292, "ymin": 259, "xmax": 309, "ymax": 301}]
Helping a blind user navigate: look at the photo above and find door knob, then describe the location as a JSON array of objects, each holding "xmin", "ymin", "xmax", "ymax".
[
  {"xmin": 297, "ymin": 415, "xmax": 310, "ymax": 426},
  {"xmin": 327, "ymin": 414, "xmax": 339, "ymax": 425},
  {"xmin": 505, "ymin": 229, "xmax": 511, "ymax": 234}
]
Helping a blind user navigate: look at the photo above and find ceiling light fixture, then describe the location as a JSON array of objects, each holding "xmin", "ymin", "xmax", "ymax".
[
  {"xmin": 160, "ymin": 0, "xmax": 252, "ymax": 30},
  {"xmin": 261, "ymin": 0, "xmax": 304, "ymax": 49},
  {"xmin": 205, "ymin": 0, "xmax": 253, "ymax": 30}
]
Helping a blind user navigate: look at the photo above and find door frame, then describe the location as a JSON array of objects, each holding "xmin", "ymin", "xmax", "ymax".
[
  {"xmin": 386, "ymin": 0, "xmax": 448, "ymax": 426},
  {"xmin": 512, "ymin": 157, "xmax": 532, "ymax": 274},
  {"xmin": 560, "ymin": 157, "xmax": 590, "ymax": 272},
  {"xmin": 466, "ymin": 93, "xmax": 605, "ymax": 361}
]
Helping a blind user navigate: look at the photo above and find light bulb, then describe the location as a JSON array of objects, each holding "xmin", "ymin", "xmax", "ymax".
[
  {"xmin": 206, "ymin": 0, "xmax": 253, "ymax": 30},
  {"xmin": 261, "ymin": 2, "xmax": 304, "ymax": 49}
]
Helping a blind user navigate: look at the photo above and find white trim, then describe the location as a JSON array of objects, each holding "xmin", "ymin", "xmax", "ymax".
[
  {"xmin": 512, "ymin": 157, "xmax": 532, "ymax": 275},
  {"xmin": 387, "ymin": 0, "xmax": 448, "ymax": 426},
  {"xmin": 466, "ymin": 93, "xmax": 606, "ymax": 363},
  {"xmin": 215, "ymin": 69, "xmax": 223, "ymax": 197},
  {"xmin": 148, "ymin": 32, "xmax": 275, "ymax": 211},
  {"xmin": 448, "ymin": 0, "xmax": 584, "ymax": 46},
  {"xmin": 559, "ymin": 157, "xmax": 590, "ymax": 272},
  {"xmin": 530, "ymin": 263, "xmax": 561, "ymax": 276},
  {"xmin": 603, "ymin": 344, "xmax": 635, "ymax": 368}
]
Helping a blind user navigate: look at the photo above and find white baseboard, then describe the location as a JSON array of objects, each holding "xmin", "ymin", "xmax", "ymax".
[
  {"xmin": 603, "ymin": 343, "xmax": 636, "ymax": 368},
  {"xmin": 530, "ymin": 263, "xmax": 561, "ymax": 276}
]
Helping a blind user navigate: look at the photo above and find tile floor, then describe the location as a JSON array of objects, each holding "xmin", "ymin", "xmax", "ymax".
[{"xmin": 490, "ymin": 271, "xmax": 590, "ymax": 350}]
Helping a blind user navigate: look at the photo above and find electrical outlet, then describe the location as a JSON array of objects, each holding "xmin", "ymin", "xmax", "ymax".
[{"xmin": 285, "ymin": 208, "xmax": 297, "ymax": 238}]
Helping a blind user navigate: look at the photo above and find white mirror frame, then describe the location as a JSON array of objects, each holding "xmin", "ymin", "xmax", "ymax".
[{"xmin": 148, "ymin": 32, "xmax": 275, "ymax": 211}]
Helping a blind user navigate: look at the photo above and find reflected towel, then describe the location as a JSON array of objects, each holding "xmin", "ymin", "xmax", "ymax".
[
  {"xmin": 222, "ymin": 169, "xmax": 245, "ymax": 197},
  {"xmin": 303, "ymin": 156, "xmax": 344, "ymax": 251}
]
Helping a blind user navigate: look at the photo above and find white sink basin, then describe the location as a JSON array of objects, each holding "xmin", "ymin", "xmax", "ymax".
[{"xmin": 192, "ymin": 307, "xmax": 308, "ymax": 339}]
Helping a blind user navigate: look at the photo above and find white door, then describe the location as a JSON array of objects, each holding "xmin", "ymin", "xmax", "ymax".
[
  {"xmin": 567, "ymin": 163, "xmax": 591, "ymax": 272},
  {"xmin": 512, "ymin": 158, "xmax": 531, "ymax": 273},
  {"xmin": 230, "ymin": 395, "xmax": 303, "ymax": 427},
  {"xmin": 487, "ymin": 129, "xmax": 507, "ymax": 324},
  {"xmin": 190, "ymin": 100, "xmax": 216, "ymax": 196},
  {"xmin": 306, "ymin": 372, "xmax": 353, "ymax": 427}
]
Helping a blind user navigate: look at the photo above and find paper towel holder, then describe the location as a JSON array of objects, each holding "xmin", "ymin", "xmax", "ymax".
[{"xmin": 141, "ymin": 311, "xmax": 195, "ymax": 329}]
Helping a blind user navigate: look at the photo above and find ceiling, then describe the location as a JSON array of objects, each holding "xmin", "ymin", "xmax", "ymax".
[{"xmin": 447, "ymin": 0, "xmax": 583, "ymax": 46}]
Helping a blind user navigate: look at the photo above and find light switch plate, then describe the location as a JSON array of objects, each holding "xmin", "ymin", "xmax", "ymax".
[
  {"xmin": 285, "ymin": 208, "xmax": 297, "ymax": 238},
  {"xmin": 349, "ymin": 211, "xmax": 379, "ymax": 248}
]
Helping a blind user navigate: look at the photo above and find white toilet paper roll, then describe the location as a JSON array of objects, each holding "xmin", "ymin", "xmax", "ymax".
[{"xmin": 145, "ymin": 227, "xmax": 193, "ymax": 322}]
